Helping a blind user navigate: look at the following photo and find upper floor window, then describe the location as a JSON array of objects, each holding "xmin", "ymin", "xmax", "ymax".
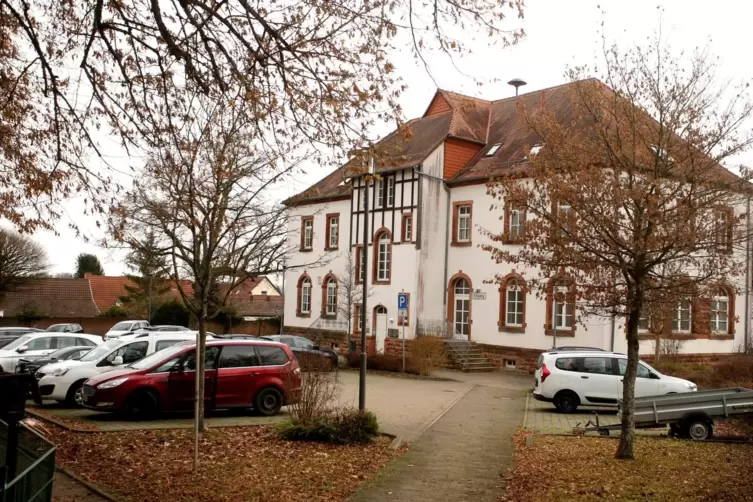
[
  {"xmin": 556, "ymin": 202, "xmax": 574, "ymax": 238},
  {"xmin": 325, "ymin": 214, "xmax": 339, "ymax": 250},
  {"xmin": 402, "ymin": 213, "xmax": 413, "ymax": 242},
  {"xmin": 548, "ymin": 278, "xmax": 574, "ymax": 332},
  {"xmin": 376, "ymin": 178, "xmax": 384, "ymax": 208},
  {"xmin": 374, "ymin": 230, "xmax": 392, "ymax": 283},
  {"xmin": 300, "ymin": 216, "xmax": 313, "ymax": 251},
  {"xmin": 452, "ymin": 202, "xmax": 472, "ymax": 245},
  {"xmin": 387, "ymin": 177, "xmax": 395, "ymax": 207},
  {"xmin": 672, "ymin": 299, "xmax": 691, "ymax": 333},
  {"xmin": 355, "ymin": 245, "xmax": 365, "ymax": 284},
  {"xmin": 712, "ymin": 207, "xmax": 733, "ymax": 252},
  {"xmin": 507, "ymin": 201, "xmax": 526, "ymax": 241},
  {"xmin": 637, "ymin": 307, "xmax": 650, "ymax": 332}
]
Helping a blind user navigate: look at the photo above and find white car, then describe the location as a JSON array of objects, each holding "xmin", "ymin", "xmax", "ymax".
[
  {"xmin": 533, "ymin": 350, "xmax": 697, "ymax": 413},
  {"xmin": 0, "ymin": 333, "xmax": 102, "ymax": 373},
  {"xmin": 36, "ymin": 333, "xmax": 196, "ymax": 406},
  {"xmin": 104, "ymin": 320, "xmax": 150, "ymax": 340}
]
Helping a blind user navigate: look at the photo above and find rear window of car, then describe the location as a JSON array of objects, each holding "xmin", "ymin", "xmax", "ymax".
[
  {"xmin": 554, "ymin": 357, "xmax": 580, "ymax": 372},
  {"xmin": 156, "ymin": 340, "xmax": 182, "ymax": 351},
  {"xmin": 582, "ymin": 357, "xmax": 613, "ymax": 375},
  {"xmin": 257, "ymin": 346, "xmax": 289, "ymax": 366},
  {"xmin": 219, "ymin": 345, "xmax": 260, "ymax": 368}
]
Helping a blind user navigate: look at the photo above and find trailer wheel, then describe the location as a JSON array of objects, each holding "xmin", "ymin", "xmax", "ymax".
[{"xmin": 684, "ymin": 419, "xmax": 713, "ymax": 441}]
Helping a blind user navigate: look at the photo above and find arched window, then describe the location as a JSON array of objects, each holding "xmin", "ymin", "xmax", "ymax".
[
  {"xmin": 297, "ymin": 274, "xmax": 312, "ymax": 316},
  {"xmin": 373, "ymin": 228, "xmax": 392, "ymax": 283},
  {"xmin": 499, "ymin": 274, "xmax": 527, "ymax": 331},
  {"xmin": 710, "ymin": 285, "xmax": 734, "ymax": 335},
  {"xmin": 322, "ymin": 276, "xmax": 338, "ymax": 316},
  {"xmin": 546, "ymin": 277, "xmax": 575, "ymax": 335}
]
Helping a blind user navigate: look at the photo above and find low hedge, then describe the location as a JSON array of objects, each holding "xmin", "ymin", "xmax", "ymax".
[{"xmin": 278, "ymin": 408, "xmax": 379, "ymax": 444}]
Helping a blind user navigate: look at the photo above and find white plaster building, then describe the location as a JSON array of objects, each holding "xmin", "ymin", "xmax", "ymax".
[{"xmin": 282, "ymin": 81, "xmax": 751, "ymax": 368}]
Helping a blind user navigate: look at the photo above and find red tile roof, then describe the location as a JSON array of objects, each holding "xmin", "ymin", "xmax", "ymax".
[
  {"xmin": 287, "ymin": 79, "xmax": 741, "ymax": 204},
  {"xmin": 85, "ymin": 274, "xmax": 195, "ymax": 312},
  {"xmin": 0, "ymin": 278, "xmax": 99, "ymax": 317}
]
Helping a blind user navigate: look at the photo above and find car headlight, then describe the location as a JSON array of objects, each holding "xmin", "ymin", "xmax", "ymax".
[
  {"xmin": 98, "ymin": 377, "xmax": 128, "ymax": 389},
  {"xmin": 685, "ymin": 382, "xmax": 697, "ymax": 391},
  {"xmin": 51, "ymin": 368, "xmax": 69, "ymax": 377}
]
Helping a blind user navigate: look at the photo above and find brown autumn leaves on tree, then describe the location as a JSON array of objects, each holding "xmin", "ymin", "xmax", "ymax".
[
  {"xmin": 0, "ymin": 0, "xmax": 523, "ymax": 233},
  {"xmin": 483, "ymin": 39, "xmax": 753, "ymax": 460}
]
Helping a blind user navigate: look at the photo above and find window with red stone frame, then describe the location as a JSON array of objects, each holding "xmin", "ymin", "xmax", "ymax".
[
  {"xmin": 325, "ymin": 213, "xmax": 340, "ymax": 250},
  {"xmin": 321, "ymin": 274, "xmax": 338, "ymax": 317},
  {"xmin": 401, "ymin": 213, "xmax": 413, "ymax": 242},
  {"xmin": 504, "ymin": 198, "xmax": 527, "ymax": 243},
  {"xmin": 451, "ymin": 201, "xmax": 473, "ymax": 246},
  {"xmin": 498, "ymin": 273, "xmax": 526, "ymax": 333},
  {"xmin": 544, "ymin": 276, "xmax": 576, "ymax": 336},
  {"xmin": 296, "ymin": 273, "xmax": 312, "ymax": 317}
]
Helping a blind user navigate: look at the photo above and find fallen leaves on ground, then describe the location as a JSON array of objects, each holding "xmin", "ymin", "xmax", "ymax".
[
  {"xmin": 47, "ymin": 424, "xmax": 398, "ymax": 502},
  {"xmin": 27, "ymin": 408, "xmax": 99, "ymax": 431},
  {"xmin": 502, "ymin": 432, "xmax": 753, "ymax": 501}
]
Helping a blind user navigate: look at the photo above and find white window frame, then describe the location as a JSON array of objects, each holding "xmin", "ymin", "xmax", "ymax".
[
  {"xmin": 376, "ymin": 179, "xmax": 385, "ymax": 208},
  {"xmin": 557, "ymin": 202, "xmax": 573, "ymax": 237},
  {"xmin": 404, "ymin": 215, "xmax": 412, "ymax": 241},
  {"xmin": 713, "ymin": 210, "xmax": 730, "ymax": 250},
  {"xmin": 637, "ymin": 308, "xmax": 650, "ymax": 332},
  {"xmin": 328, "ymin": 216, "xmax": 339, "ymax": 248},
  {"xmin": 454, "ymin": 279, "xmax": 470, "ymax": 336},
  {"xmin": 710, "ymin": 295, "xmax": 729, "ymax": 334},
  {"xmin": 303, "ymin": 219, "xmax": 313, "ymax": 250},
  {"xmin": 457, "ymin": 205, "xmax": 471, "ymax": 242},
  {"xmin": 672, "ymin": 299, "xmax": 692, "ymax": 333},
  {"xmin": 387, "ymin": 177, "xmax": 395, "ymax": 207},
  {"xmin": 377, "ymin": 234, "xmax": 390, "ymax": 282},
  {"xmin": 506, "ymin": 280, "xmax": 524, "ymax": 327},
  {"xmin": 552, "ymin": 281, "xmax": 573, "ymax": 330},
  {"xmin": 509, "ymin": 202, "xmax": 525, "ymax": 239},
  {"xmin": 357, "ymin": 246, "xmax": 365, "ymax": 283},
  {"xmin": 326, "ymin": 279, "xmax": 337, "ymax": 315},
  {"xmin": 301, "ymin": 279, "xmax": 311, "ymax": 314}
]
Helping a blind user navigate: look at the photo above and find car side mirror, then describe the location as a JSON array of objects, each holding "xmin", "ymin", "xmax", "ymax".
[
  {"xmin": 112, "ymin": 356, "xmax": 124, "ymax": 366},
  {"xmin": 16, "ymin": 345, "xmax": 28, "ymax": 354}
]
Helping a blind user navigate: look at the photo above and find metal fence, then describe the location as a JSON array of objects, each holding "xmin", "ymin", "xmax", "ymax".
[{"xmin": 0, "ymin": 420, "xmax": 56, "ymax": 502}]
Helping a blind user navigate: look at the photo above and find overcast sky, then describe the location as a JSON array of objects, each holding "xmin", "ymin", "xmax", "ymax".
[{"xmin": 33, "ymin": 0, "xmax": 753, "ymax": 276}]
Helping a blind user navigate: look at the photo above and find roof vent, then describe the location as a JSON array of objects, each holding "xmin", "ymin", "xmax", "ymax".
[{"xmin": 508, "ymin": 78, "xmax": 527, "ymax": 96}]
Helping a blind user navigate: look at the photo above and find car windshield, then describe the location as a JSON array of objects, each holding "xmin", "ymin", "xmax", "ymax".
[
  {"xmin": 128, "ymin": 344, "xmax": 188, "ymax": 370},
  {"xmin": 80, "ymin": 340, "xmax": 124, "ymax": 362},
  {"xmin": 0, "ymin": 337, "xmax": 19, "ymax": 349},
  {"xmin": 1, "ymin": 335, "xmax": 33, "ymax": 351},
  {"xmin": 111, "ymin": 322, "xmax": 134, "ymax": 331}
]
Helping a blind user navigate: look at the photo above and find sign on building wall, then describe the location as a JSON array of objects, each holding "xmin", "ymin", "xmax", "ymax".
[{"xmin": 472, "ymin": 291, "xmax": 487, "ymax": 300}]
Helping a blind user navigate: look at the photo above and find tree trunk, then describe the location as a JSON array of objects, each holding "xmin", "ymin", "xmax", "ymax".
[
  {"xmin": 654, "ymin": 331, "xmax": 660, "ymax": 363},
  {"xmin": 197, "ymin": 315, "xmax": 207, "ymax": 433},
  {"xmin": 616, "ymin": 288, "xmax": 642, "ymax": 460}
]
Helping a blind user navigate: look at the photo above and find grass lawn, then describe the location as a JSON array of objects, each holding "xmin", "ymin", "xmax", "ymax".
[
  {"xmin": 502, "ymin": 433, "xmax": 753, "ymax": 502},
  {"xmin": 43, "ymin": 423, "xmax": 399, "ymax": 502}
]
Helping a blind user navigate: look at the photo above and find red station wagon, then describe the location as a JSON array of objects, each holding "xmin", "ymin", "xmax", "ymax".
[{"xmin": 82, "ymin": 340, "xmax": 301, "ymax": 419}]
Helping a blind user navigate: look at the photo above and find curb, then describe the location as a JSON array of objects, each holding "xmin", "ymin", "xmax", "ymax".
[
  {"xmin": 27, "ymin": 409, "xmax": 98, "ymax": 433},
  {"xmin": 56, "ymin": 466, "xmax": 123, "ymax": 502},
  {"xmin": 407, "ymin": 384, "xmax": 475, "ymax": 442},
  {"xmin": 340, "ymin": 368, "xmax": 461, "ymax": 382}
]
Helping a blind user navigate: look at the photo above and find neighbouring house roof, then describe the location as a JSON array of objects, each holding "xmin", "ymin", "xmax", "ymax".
[
  {"xmin": 85, "ymin": 273, "xmax": 195, "ymax": 312},
  {"xmin": 285, "ymin": 79, "xmax": 742, "ymax": 205},
  {"xmin": 0, "ymin": 278, "xmax": 99, "ymax": 318},
  {"xmin": 227, "ymin": 294, "xmax": 284, "ymax": 317}
]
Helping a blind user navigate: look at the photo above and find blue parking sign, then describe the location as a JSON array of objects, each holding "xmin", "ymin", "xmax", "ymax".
[{"xmin": 398, "ymin": 293, "xmax": 409, "ymax": 310}]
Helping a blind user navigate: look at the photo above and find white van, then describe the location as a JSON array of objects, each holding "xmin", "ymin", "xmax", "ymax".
[
  {"xmin": 104, "ymin": 320, "xmax": 150, "ymax": 340},
  {"xmin": 0, "ymin": 333, "xmax": 102, "ymax": 373},
  {"xmin": 533, "ymin": 350, "xmax": 697, "ymax": 413},
  {"xmin": 36, "ymin": 333, "xmax": 198, "ymax": 405}
]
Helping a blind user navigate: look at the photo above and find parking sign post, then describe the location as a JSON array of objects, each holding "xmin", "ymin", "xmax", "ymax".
[{"xmin": 397, "ymin": 292, "xmax": 409, "ymax": 373}]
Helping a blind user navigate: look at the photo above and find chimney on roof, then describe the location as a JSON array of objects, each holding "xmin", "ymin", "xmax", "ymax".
[{"xmin": 508, "ymin": 78, "xmax": 527, "ymax": 96}]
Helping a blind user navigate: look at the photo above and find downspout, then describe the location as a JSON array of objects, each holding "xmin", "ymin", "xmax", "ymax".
[
  {"xmin": 610, "ymin": 309, "xmax": 616, "ymax": 352},
  {"xmin": 746, "ymin": 196, "xmax": 751, "ymax": 353}
]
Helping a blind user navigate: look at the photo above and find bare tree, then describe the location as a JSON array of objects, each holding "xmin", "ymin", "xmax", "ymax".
[
  {"xmin": 482, "ymin": 36, "xmax": 753, "ymax": 460},
  {"xmin": 0, "ymin": 0, "xmax": 523, "ymax": 233},
  {"xmin": 0, "ymin": 229, "xmax": 47, "ymax": 292},
  {"xmin": 337, "ymin": 251, "xmax": 373, "ymax": 335},
  {"xmin": 108, "ymin": 94, "xmax": 320, "ymax": 468}
]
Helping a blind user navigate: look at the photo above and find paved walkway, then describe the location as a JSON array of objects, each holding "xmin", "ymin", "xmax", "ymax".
[{"xmin": 350, "ymin": 385, "xmax": 526, "ymax": 502}]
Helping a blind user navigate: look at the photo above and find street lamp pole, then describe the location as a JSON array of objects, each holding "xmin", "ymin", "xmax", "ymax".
[{"xmin": 359, "ymin": 155, "xmax": 373, "ymax": 410}]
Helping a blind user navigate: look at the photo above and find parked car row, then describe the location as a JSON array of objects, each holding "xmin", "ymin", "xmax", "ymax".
[{"xmin": 0, "ymin": 333, "xmax": 102, "ymax": 373}]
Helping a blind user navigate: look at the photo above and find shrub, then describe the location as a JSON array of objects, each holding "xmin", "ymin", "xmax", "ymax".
[
  {"xmin": 345, "ymin": 353, "xmax": 421, "ymax": 375},
  {"xmin": 410, "ymin": 336, "xmax": 448, "ymax": 375},
  {"xmin": 97, "ymin": 305, "xmax": 129, "ymax": 318},
  {"xmin": 278, "ymin": 408, "xmax": 379, "ymax": 444},
  {"xmin": 151, "ymin": 300, "xmax": 190, "ymax": 326},
  {"xmin": 654, "ymin": 355, "xmax": 753, "ymax": 389},
  {"xmin": 288, "ymin": 358, "xmax": 339, "ymax": 421}
]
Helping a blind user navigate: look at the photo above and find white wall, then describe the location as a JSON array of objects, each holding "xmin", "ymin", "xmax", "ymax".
[{"xmin": 251, "ymin": 277, "xmax": 280, "ymax": 296}]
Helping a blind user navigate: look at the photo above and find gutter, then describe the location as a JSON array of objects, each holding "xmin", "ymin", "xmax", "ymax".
[{"xmin": 746, "ymin": 196, "xmax": 751, "ymax": 352}]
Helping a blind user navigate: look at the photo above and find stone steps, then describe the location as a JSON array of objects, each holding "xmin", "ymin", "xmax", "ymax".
[{"xmin": 443, "ymin": 340, "xmax": 496, "ymax": 372}]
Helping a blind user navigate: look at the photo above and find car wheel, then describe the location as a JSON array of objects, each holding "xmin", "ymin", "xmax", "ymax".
[
  {"xmin": 684, "ymin": 419, "xmax": 713, "ymax": 441},
  {"xmin": 254, "ymin": 387, "xmax": 283, "ymax": 417},
  {"xmin": 124, "ymin": 389, "xmax": 159, "ymax": 420},
  {"xmin": 553, "ymin": 391, "xmax": 580, "ymax": 413},
  {"xmin": 65, "ymin": 380, "xmax": 88, "ymax": 407}
]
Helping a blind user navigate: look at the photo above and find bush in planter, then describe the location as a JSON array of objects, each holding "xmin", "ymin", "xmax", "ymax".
[
  {"xmin": 410, "ymin": 337, "xmax": 448, "ymax": 375},
  {"xmin": 278, "ymin": 408, "xmax": 379, "ymax": 444}
]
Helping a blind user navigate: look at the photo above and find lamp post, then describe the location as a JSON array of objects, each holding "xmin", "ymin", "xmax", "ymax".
[{"xmin": 358, "ymin": 154, "xmax": 374, "ymax": 410}]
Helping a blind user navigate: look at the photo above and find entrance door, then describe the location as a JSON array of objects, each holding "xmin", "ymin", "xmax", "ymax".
[
  {"xmin": 454, "ymin": 279, "xmax": 470, "ymax": 340},
  {"xmin": 375, "ymin": 306, "xmax": 387, "ymax": 353}
]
